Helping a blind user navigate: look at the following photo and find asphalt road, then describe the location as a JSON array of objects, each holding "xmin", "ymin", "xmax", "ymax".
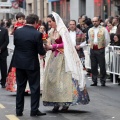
[
  {"xmin": 0, "ymin": 77, "xmax": 120, "ymax": 120},
  {"xmin": 0, "ymin": 50, "xmax": 120, "ymax": 120}
]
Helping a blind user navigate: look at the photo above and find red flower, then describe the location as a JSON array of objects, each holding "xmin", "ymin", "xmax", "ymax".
[{"xmin": 42, "ymin": 34, "xmax": 48, "ymax": 40}]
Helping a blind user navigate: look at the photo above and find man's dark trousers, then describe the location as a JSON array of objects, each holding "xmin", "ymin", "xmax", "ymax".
[
  {"xmin": 0, "ymin": 56, "xmax": 7, "ymax": 86},
  {"xmin": 90, "ymin": 48, "xmax": 106, "ymax": 85},
  {"xmin": 16, "ymin": 68, "xmax": 40, "ymax": 114},
  {"xmin": 0, "ymin": 27, "xmax": 9, "ymax": 87}
]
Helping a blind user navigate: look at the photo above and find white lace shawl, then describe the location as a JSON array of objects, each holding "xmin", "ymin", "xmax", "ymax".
[{"xmin": 52, "ymin": 12, "xmax": 85, "ymax": 90}]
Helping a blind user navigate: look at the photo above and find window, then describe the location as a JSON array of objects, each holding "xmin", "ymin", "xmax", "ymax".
[
  {"xmin": 52, "ymin": 0, "xmax": 70, "ymax": 25},
  {"xmin": 28, "ymin": 3, "xmax": 32, "ymax": 14}
]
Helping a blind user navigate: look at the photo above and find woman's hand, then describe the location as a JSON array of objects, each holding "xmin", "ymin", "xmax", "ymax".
[
  {"xmin": 75, "ymin": 45, "xmax": 80, "ymax": 50},
  {"xmin": 44, "ymin": 44, "xmax": 53, "ymax": 50},
  {"xmin": 40, "ymin": 55, "xmax": 46, "ymax": 59}
]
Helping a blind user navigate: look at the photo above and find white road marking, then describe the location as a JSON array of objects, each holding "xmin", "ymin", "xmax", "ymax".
[
  {"xmin": 0, "ymin": 104, "xmax": 5, "ymax": 108},
  {"xmin": 6, "ymin": 115, "xmax": 20, "ymax": 120}
]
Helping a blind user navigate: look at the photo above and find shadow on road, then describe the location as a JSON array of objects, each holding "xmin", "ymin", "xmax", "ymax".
[{"xmin": 45, "ymin": 109, "xmax": 90, "ymax": 114}]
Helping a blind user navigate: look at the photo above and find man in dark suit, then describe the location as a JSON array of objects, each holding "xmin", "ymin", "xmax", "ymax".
[
  {"xmin": 12, "ymin": 14, "xmax": 46, "ymax": 116},
  {"xmin": 0, "ymin": 26, "xmax": 9, "ymax": 88}
]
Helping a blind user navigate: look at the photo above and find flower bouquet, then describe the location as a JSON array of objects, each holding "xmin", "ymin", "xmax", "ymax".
[{"xmin": 42, "ymin": 33, "xmax": 48, "ymax": 44}]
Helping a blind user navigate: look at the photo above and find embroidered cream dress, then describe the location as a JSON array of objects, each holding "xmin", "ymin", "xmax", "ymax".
[{"xmin": 42, "ymin": 29, "xmax": 90, "ymax": 107}]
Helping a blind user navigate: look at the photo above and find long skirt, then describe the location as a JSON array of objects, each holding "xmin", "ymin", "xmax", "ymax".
[
  {"xmin": 6, "ymin": 53, "xmax": 29, "ymax": 92},
  {"xmin": 42, "ymin": 53, "xmax": 90, "ymax": 107}
]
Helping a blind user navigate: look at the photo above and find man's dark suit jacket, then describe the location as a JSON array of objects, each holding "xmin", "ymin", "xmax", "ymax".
[
  {"xmin": 0, "ymin": 27, "xmax": 9, "ymax": 57},
  {"xmin": 12, "ymin": 25, "xmax": 46, "ymax": 70}
]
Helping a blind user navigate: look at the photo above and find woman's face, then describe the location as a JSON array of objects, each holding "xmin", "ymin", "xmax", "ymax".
[
  {"xmin": 114, "ymin": 35, "xmax": 119, "ymax": 42},
  {"xmin": 47, "ymin": 17, "xmax": 56, "ymax": 29},
  {"xmin": 107, "ymin": 23, "xmax": 113, "ymax": 30},
  {"xmin": 84, "ymin": 24, "xmax": 88, "ymax": 28},
  {"xmin": 39, "ymin": 26, "xmax": 45, "ymax": 33}
]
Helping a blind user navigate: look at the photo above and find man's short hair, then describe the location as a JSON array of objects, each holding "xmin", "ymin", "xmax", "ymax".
[
  {"xmin": 70, "ymin": 20, "xmax": 76, "ymax": 25},
  {"xmin": 26, "ymin": 14, "xmax": 39, "ymax": 24},
  {"xmin": 114, "ymin": 15, "xmax": 120, "ymax": 22},
  {"xmin": 93, "ymin": 16, "xmax": 100, "ymax": 21},
  {"xmin": 16, "ymin": 12, "xmax": 25, "ymax": 20}
]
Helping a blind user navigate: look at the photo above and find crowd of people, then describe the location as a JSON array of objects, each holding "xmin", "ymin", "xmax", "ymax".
[
  {"xmin": 76, "ymin": 14, "xmax": 120, "ymax": 86},
  {"xmin": 0, "ymin": 11, "xmax": 120, "ymax": 117}
]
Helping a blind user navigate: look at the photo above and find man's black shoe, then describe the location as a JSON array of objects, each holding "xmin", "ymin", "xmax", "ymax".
[
  {"xmin": 101, "ymin": 84, "xmax": 106, "ymax": 86},
  {"xmin": 1, "ymin": 85, "xmax": 6, "ymax": 88},
  {"xmin": 90, "ymin": 83, "xmax": 97, "ymax": 86},
  {"xmin": 30, "ymin": 110, "xmax": 46, "ymax": 116},
  {"xmin": 16, "ymin": 113, "xmax": 23, "ymax": 116}
]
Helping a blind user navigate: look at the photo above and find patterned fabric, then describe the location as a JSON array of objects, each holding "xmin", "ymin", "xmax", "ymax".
[
  {"xmin": 52, "ymin": 12, "xmax": 85, "ymax": 88},
  {"xmin": 6, "ymin": 67, "xmax": 16, "ymax": 92},
  {"xmin": 68, "ymin": 28, "xmax": 85, "ymax": 58},
  {"xmin": 42, "ymin": 53, "xmax": 73, "ymax": 102},
  {"xmin": 6, "ymin": 67, "xmax": 30, "ymax": 92},
  {"xmin": 42, "ymin": 34, "xmax": 90, "ymax": 106},
  {"xmin": 43, "ymin": 78, "xmax": 90, "ymax": 106},
  {"xmin": 72, "ymin": 79, "xmax": 90, "ymax": 105},
  {"xmin": 76, "ymin": 28, "xmax": 85, "ymax": 44},
  {"xmin": 68, "ymin": 28, "xmax": 85, "ymax": 45},
  {"xmin": 76, "ymin": 29, "xmax": 85, "ymax": 59},
  {"xmin": 89, "ymin": 26, "xmax": 106, "ymax": 49}
]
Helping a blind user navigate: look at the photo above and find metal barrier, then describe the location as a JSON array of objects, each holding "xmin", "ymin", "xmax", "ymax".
[
  {"xmin": 7, "ymin": 36, "xmax": 120, "ymax": 84},
  {"xmin": 84, "ymin": 45, "xmax": 120, "ymax": 84},
  {"xmin": 106, "ymin": 45, "xmax": 120, "ymax": 84}
]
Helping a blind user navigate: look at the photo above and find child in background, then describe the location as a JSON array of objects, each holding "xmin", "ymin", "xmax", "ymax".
[
  {"xmin": 11, "ymin": 12, "xmax": 25, "ymax": 34},
  {"xmin": 6, "ymin": 12, "xmax": 26, "ymax": 92}
]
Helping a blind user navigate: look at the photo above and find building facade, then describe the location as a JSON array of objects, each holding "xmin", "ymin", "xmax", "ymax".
[
  {"xmin": 0, "ymin": 0, "xmax": 12, "ymax": 19},
  {"xmin": 0, "ymin": 0, "xmax": 120, "ymax": 23},
  {"xmin": 48, "ymin": 0, "xmax": 70, "ymax": 25},
  {"xmin": 26, "ymin": 0, "xmax": 48, "ymax": 21},
  {"xmin": 48, "ymin": 0, "xmax": 92, "ymax": 24},
  {"xmin": 0, "ymin": 0, "xmax": 49, "ymax": 21},
  {"xmin": 48, "ymin": 0, "xmax": 120, "ymax": 24},
  {"xmin": 0, "ymin": 0, "xmax": 26, "ymax": 20}
]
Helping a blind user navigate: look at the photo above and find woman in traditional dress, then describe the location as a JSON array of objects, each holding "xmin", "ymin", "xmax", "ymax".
[{"xmin": 42, "ymin": 12, "xmax": 90, "ymax": 112}]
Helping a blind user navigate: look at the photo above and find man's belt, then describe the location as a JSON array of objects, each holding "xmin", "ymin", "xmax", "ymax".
[{"xmin": 93, "ymin": 45, "xmax": 104, "ymax": 50}]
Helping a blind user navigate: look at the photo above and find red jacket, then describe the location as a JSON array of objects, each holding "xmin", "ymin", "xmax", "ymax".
[{"xmin": 14, "ymin": 22, "xmax": 24, "ymax": 31}]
